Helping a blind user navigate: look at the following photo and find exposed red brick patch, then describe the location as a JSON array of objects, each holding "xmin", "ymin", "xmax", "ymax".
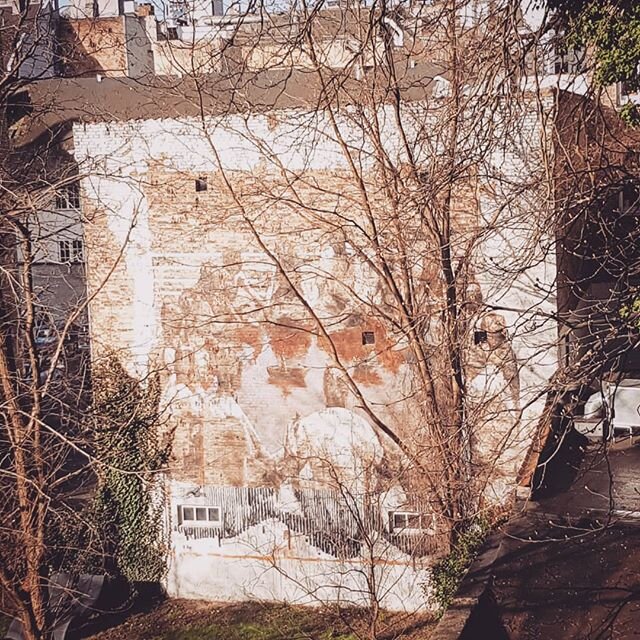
[
  {"xmin": 352, "ymin": 365, "xmax": 383, "ymax": 386},
  {"xmin": 267, "ymin": 366, "xmax": 307, "ymax": 394},
  {"xmin": 234, "ymin": 325, "xmax": 263, "ymax": 353},
  {"xmin": 322, "ymin": 321, "xmax": 404, "ymax": 375},
  {"xmin": 266, "ymin": 321, "xmax": 313, "ymax": 360}
]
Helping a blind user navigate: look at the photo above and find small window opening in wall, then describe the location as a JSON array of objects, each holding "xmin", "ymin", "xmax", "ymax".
[
  {"xmin": 58, "ymin": 239, "xmax": 83, "ymax": 263},
  {"xmin": 362, "ymin": 331, "xmax": 375, "ymax": 345},
  {"xmin": 474, "ymin": 330, "xmax": 488, "ymax": 345},
  {"xmin": 55, "ymin": 182, "xmax": 80, "ymax": 210},
  {"xmin": 195, "ymin": 176, "xmax": 208, "ymax": 192},
  {"xmin": 180, "ymin": 505, "xmax": 221, "ymax": 525}
]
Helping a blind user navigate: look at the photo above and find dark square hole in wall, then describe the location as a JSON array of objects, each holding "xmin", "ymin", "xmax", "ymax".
[
  {"xmin": 474, "ymin": 330, "xmax": 488, "ymax": 345},
  {"xmin": 362, "ymin": 331, "xmax": 375, "ymax": 345},
  {"xmin": 195, "ymin": 177, "xmax": 208, "ymax": 192}
]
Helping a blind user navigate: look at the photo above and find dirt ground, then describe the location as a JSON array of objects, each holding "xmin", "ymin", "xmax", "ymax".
[
  {"xmin": 83, "ymin": 599, "xmax": 436, "ymax": 640},
  {"xmin": 485, "ymin": 440, "xmax": 640, "ymax": 639},
  {"xmin": 491, "ymin": 518, "xmax": 640, "ymax": 639}
]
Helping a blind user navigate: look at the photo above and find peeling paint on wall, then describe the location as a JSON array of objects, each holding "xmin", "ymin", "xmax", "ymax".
[{"xmin": 74, "ymin": 99, "xmax": 558, "ymax": 609}]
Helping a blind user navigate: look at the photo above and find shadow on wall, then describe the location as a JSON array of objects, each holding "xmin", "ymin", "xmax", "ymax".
[{"xmin": 531, "ymin": 416, "xmax": 589, "ymax": 500}]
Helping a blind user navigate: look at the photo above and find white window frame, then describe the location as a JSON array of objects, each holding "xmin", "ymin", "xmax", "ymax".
[
  {"xmin": 545, "ymin": 30, "xmax": 585, "ymax": 77},
  {"xmin": 618, "ymin": 62, "xmax": 640, "ymax": 106},
  {"xmin": 179, "ymin": 504, "xmax": 222, "ymax": 527},
  {"xmin": 55, "ymin": 183, "xmax": 80, "ymax": 210},
  {"xmin": 553, "ymin": 47, "xmax": 585, "ymax": 75},
  {"xmin": 58, "ymin": 238, "xmax": 84, "ymax": 263},
  {"xmin": 618, "ymin": 184, "xmax": 640, "ymax": 213},
  {"xmin": 389, "ymin": 510, "xmax": 427, "ymax": 533},
  {"xmin": 619, "ymin": 84, "xmax": 640, "ymax": 106}
]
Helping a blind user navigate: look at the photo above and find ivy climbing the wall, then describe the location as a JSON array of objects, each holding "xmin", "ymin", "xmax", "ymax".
[
  {"xmin": 430, "ymin": 517, "xmax": 491, "ymax": 615},
  {"xmin": 89, "ymin": 357, "xmax": 173, "ymax": 583}
]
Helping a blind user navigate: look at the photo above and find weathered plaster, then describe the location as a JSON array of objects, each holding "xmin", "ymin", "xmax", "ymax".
[{"xmin": 73, "ymin": 93, "xmax": 558, "ymax": 609}]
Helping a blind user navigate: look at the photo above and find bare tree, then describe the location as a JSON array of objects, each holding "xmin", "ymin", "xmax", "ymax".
[
  {"xmin": 6, "ymin": 0, "xmax": 640, "ymax": 637},
  {"xmin": 0, "ymin": 12, "xmax": 175, "ymax": 636},
  {"xmin": 164, "ymin": 0, "xmax": 554, "ymax": 537}
]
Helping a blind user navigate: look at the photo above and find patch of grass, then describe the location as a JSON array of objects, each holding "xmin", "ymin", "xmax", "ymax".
[
  {"xmin": 150, "ymin": 619, "xmax": 357, "ymax": 640},
  {"xmin": 88, "ymin": 599, "xmax": 435, "ymax": 640}
]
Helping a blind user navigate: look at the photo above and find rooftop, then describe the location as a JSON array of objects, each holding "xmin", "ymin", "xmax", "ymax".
[{"xmin": 12, "ymin": 62, "xmax": 444, "ymax": 146}]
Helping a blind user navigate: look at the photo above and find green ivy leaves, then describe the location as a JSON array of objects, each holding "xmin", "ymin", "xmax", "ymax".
[
  {"xmin": 91, "ymin": 357, "xmax": 172, "ymax": 583},
  {"xmin": 430, "ymin": 518, "xmax": 490, "ymax": 614}
]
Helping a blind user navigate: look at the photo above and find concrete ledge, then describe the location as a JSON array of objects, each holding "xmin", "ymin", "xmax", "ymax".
[
  {"xmin": 429, "ymin": 604, "xmax": 472, "ymax": 640},
  {"xmin": 428, "ymin": 528, "xmax": 507, "ymax": 640}
]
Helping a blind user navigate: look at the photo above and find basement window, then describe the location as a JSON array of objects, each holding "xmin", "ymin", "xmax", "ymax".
[
  {"xmin": 180, "ymin": 505, "xmax": 221, "ymax": 526},
  {"xmin": 362, "ymin": 331, "xmax": 375, "ymax": 345},
  {"xmin": 195, "ymin": 177, "xmax": 208, "ymax": 192},
  {"xmin": 389, "ymin": 511, "xmax": 425, "ymax": 533}
]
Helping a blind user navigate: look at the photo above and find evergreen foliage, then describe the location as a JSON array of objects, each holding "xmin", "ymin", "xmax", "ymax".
[
  {"xmin": 90, "ymin": 357, "xmax": 172, "ymax": 583},
  {"xmin": 430, "ymin": 518, "xmax": 491, "ymax": 614}
]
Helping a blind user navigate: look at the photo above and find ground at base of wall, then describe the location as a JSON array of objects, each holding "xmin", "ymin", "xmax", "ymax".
[{"xmin": 86, "ymin": 599, "xmax": 437, "ymax": 640}]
